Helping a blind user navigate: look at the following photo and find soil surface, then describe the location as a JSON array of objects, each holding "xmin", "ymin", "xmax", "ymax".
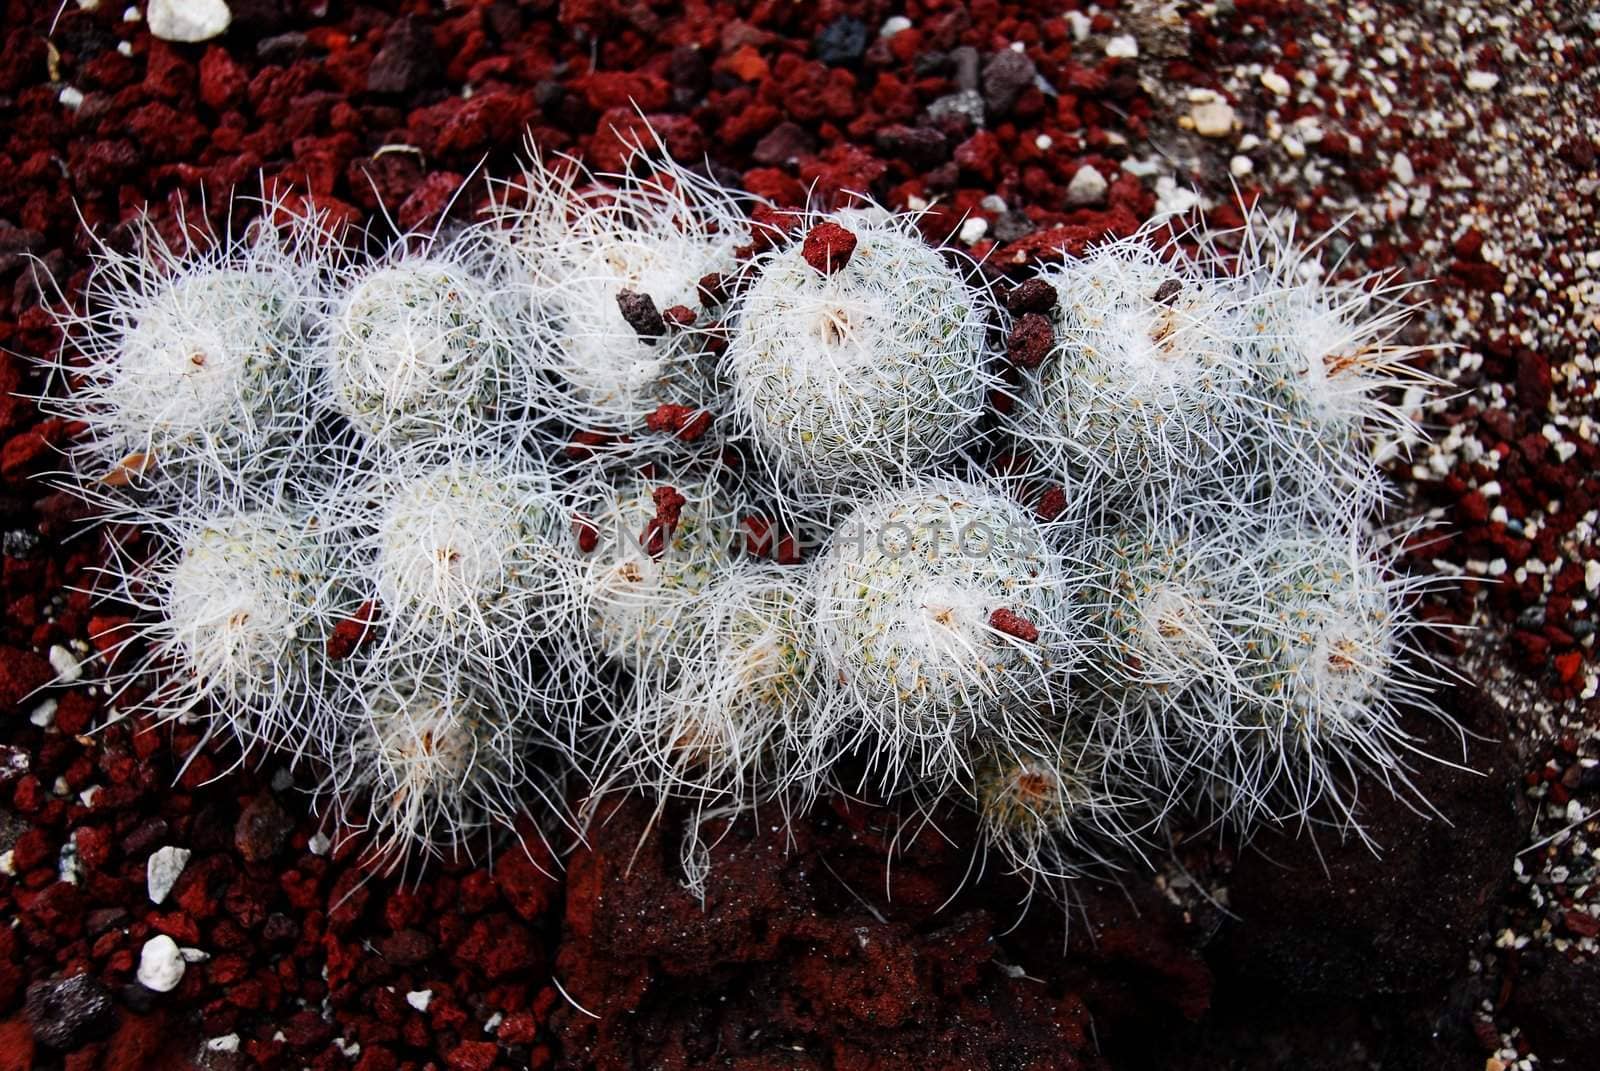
[{"xmin": 1, "ymin": 1, "xmax": 1596, "ymax": 1069}]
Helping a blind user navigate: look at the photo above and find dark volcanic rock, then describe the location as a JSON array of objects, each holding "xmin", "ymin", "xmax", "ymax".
[{"xmin": 26, "ymin": 973, "xmax": 116, "ymax": 1050}]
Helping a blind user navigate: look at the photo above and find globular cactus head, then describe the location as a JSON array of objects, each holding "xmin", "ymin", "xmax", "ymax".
[
  {"xmin": 972, "ymin": 737, "xmax": 1147, "ymax": 895},
  {"xmin": 641, "ymin": 565, "xmax": 817, "ymax": 800},
  {"xmin": 1003, "ymin": 226, "xmax": 1252, "ymax": 508},
  {"xmin": 1228, "ymin": 213, "xmax": 1438, "ymax": 517},
  {"xmin": 725, "ymin": 208, "xmax": 995, "ymax": 495},
  {"xmin": 318, "ymin": 245, "xmax": 523, "ymax": 450},
  {"xmin": 811, "ymin": 479, "xmax": 1075, "ymax": 791},
  {"xmin": 1188, "ymin": 523, "xmax": 1454, "ymax": 830},
  {"xmin": 332, "ymin": 658, "xmax": 555, "ymax": 869},
  {"xmin": 572, "ymin": 470, "xmax": 743, "ymax": 675},
  {"xmin": 490, "ymin": 144, "xmax": 751, "ymax": 444},
  {"xmin": 101, "ymin": 506, "xmax": 347, "ymax": 763},
  {"xmin": 46, "ymin": 203, "xmax": 320, "ymax": 514}
]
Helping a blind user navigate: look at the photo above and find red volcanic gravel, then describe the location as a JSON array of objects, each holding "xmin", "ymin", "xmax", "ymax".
[
  {"xmin": 801, "ymin": 221, "xmax": 858, "ymax": 274},
  {"xmin": 0, "ymin": 0, "xmax": 1596, "ymax": 1068}
]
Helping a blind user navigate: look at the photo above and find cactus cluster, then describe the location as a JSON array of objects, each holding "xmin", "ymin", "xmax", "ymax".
[{"xmin": 40, "ymin": 143, "xmax": 1453, "ymax": 899}]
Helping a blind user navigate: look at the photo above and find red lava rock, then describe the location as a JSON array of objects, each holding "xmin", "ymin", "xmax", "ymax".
[
  {"xmin": 398, "ymin": 170, "xmax": 468, "ymax": 231},
  {"xmin": 660, "ymin": 304, "xmax": 696, "ymax": 329},
  {"xmin": 326, "ymin": 600, "xmax": 378, "ymax": 661},
  {"xmin": 446, "ymin": 1039, "xmax": 499, "ymax": 1071},
  {"xmin": 572, "ymin": 513, "xmax": 600, "ymax": 554},
  {"xmin": 0, "ymin": 1019, "xmax": 36, "ymax": 1071},
  {"xmin": 0, "ymin": 645, "xmax": 53, "ymax": 714},
  {"xmin": 494, "ymin": 834, "xmax": 560, "ymax": 923},
  {"xmin": 801, "ymin": 221, "xmax": 858, "ymax": 275},
  {"xmin": 650, "ymin": 485, "xmax": 686, "ymax": 532},
  {"xmin": 615, "ymin": 288, "xmax": 666, "ymax": 339},
  {"xmin": 988, "ymin": 608, "xmax": 1040, "ymax": 643},
  {"xmin": 1005, "ymin": 277, "xmax": 1058, "ymax": 315},
  {"xmin": 644, "ymin": 404, "xmax": 712, "ymax": 443},
  {"xmin": 1005, "ymin": 312, "xmax": 1054, "ymax": 369},
  {"xmin": 234, "ymin": 795, "xmax": 294, "ymax": 864},
  {"xmin": 198, "ymin": 47, "xmax": 246, "ymax": 111}
]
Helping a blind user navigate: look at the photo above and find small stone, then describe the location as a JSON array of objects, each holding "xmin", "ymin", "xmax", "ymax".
[
  {"xmin": 814, "ymin": 16, "xmax": 868, "ymax": 66},
  {"xmin": 1064, "ymin": 165, "xmax": 1108, "ymax": 206},
  {"xmin": 958, "ymin": 216, "xmax": 988, "ymax": 244},
  {"xmin": 1006, "ymin": 314, "xmax": 1054, "ymax": 370},
  {"xmin": 1230, "ymin": 155, "xmax": 1254, "ymax": 178},
  {"xmin": 615, "ymin": 289, "xmax": 666, "ymax": 338},
  {"xmin": 136, "ymin": 935, "xmax": 185, "ymax": 993},
  {"xmin": 1260, "ymin": 70, "xmax": 1291, "ymax": 97},
  {"xmin": 981, "ymin": 48, "xmax": 1037, "ymax": 117},
  {"xmin": 880, "ymin": 15, "xmax": 911, "ymax": 37},
  {"xmin": 58, "ymin": 86, "xmax": 84, "ymax": 110},
  {"xmin": 989, "ymin": 608, "xmax": 1040, "ymax": 643},
  {"xmin": 406, "ymin": 989, "xmax": 433, "ymax": 1012},
  {"xmin": 147, "ymin": 0, "xmax": 232, "ymax": 43},
  {"xmin": 751, "ymin": 122, "xmax": 816, "ymax": 167},
  {"xmin": 234, "ymin": 794, "xmax": 293, "ymax": 863},
  {"xmin": 26, "ymin": 974, "xmax": 116, "ymax": 1049},
  {"xmin": 1105, "ymin": 35, "xmax": 1138, "ymax": 59},
  {"xmin": 367, "ymin": 15, "xmax": 441, "ymax": 95},
  {"xmin": 1005, "ymin": 278, "xmax": 1058, "ymax": 316},
  {"xmin": 48, "ymin": 644, "xmax": 82, "ymax": 683},
  {"xmin": 146, "ymin": 846, "xmax": 190, "ymax": 905},
  {"xmin": 802, "ymin": 222, "xmax": 858, "ymax": 274},
  {"xmin": 1392, "ymin": 151, "xmax": 1415, "ymax": 184},
  {"xmin": 1190, "ymin": 100, "xmax": 1236, "ymax": 138},
  {"xmin": 1465, "ymin": 70, "xmax": 1500, "ymax": 92}
]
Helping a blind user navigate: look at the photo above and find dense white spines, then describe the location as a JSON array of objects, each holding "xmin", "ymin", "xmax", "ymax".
[
  {"xmin": 572, "ymin": 472, "xmax": 742, "ymax": 674},
  {"xmin": 46, "ymin": 210, "xmax": 317, "ymax": 512},
  {"xmin": 1229, "ymin": 216, "xmax": 1438, "ymax": 516},
  {"xmin": 353, "ymin": 457, "xmax": 581, "ymax": 678},
  {"xmin": 43, "ymin": 146, "xmax": 1458, "ymax": 896},
  {"xmin": 603, "ymin": 564, "xmax": 818, "ymax": 807},
  {"xmin": 811, "ymin": 479, "xmax": 1075, "ymax": 790},
  {"xmin": 493, "ymin": 148, "xmax": 751, "ymax": 441},
  {"xmin": 1202, "ymin": 525, "xmax": 1451, "ymax": 829},
  {"xmin": 320, "ymin": 254, "xmax": 522, "ymax": 449},
  {"xmin": 973, "ymin": 738, "xmax": 1146, "ymax": 894},
  {"xmin": 101, "ymin": 507, "xmax": 345, "ymax": 761},
  {"xmin": 335, "ymin": 662, "xmax": 544, "ymax": 866},
  {"xmin": 1004, "ymin": 229, "xmax": 1252, "ymax": 506},
  {"xmin": 726, "ymin": 209, "xmax": 994, "ymax": 493}
]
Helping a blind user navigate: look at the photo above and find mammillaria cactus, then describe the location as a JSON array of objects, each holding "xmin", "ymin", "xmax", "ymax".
[
  {"xmin": 725, "ymin": 209, "xmax": 995, "ymax": 495},
  {"xmin": 45, "ymin": 204, "xmax": 319, "ymax": 514},
  {"xmin": 809, "ymin": 478, "xmax": 1076, "ymax": 791},
  {"xmin": 100, "ymin": 506, "xmax": 346, "ymax": 763},
  {"xmin": 318, "ymin": 248, "xmax": 523, "ymax": 450}
]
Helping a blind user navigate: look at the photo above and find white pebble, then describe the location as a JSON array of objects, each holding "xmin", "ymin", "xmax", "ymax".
[
  {"xmin": 48, "ymin": 645, "xmax": 82, "ymax": 683},
  {"xmin": 1229, "ymin": 155, "xmax": 1254, "ymax": 178},
  {"xmin": 1260, "ymin": 70, "xmax": 1291, "ymax": 96},
  {"xmin": 147, "ymin": 0, "xmax": 231, "ymax": 43},
  {"xmin": 1465, "ymin": 70, "xmax": 1500, "ymax": 92},
  {"xmin": 29, "ymin": 699, "xmax": 57, "ymax": 729},
  {"xmin": 137, "ymin": 935, "xmax": 186, "ymax": 993},
  {"xmin": 1034, "ymin": 134, "xmax": 1053, "ymax": 151},
  {"xmin": 117, "ymin": 41, "xmax": 133, "ymax": 57},
  {"xmin": 406, "ymin": 989, "xmax": 433, "ymax": 1012},
  {"xmin": 146, "ymin": 846, "xmax": 191, "ymax": 905},
  {"xmin": 957, "ymin": 216, "xmax": 988, "ymax": 244},
  {"xmin": 1105, "ymin": 35, "xmax": 1139, "ymax": 59},
  {"xmin": 1585, "ymin": 559, "xmax": 1600, "ymax": 594},
  {"xmin": 1066, "ymin": 11, "xmax": 1091, "ymax": 42},
  {"xmin": 206, "ymin": 1035, "xmax": 241, "ymax": 1054},
  {"xmin": 1189, "ymin": 100, "xmax": 1236, "ymax": 138},
  {"xmin": 123, "ymin": 5, "xmax": 140, "ymax": 20},
  {"xmin": 1065, "ymin": 165, "xmax": 1108, "ymax": 206},
  {"xmin": 1392, "ymin": 151, "xmax": 1415, "ymax": 184},
  {"xmin": 308, "ymin": 831, "xmax": 331, "ymax": 856},
  {"xmin": 879, "ymin": 15, "xmax": 911, "ymax": 38},
  {"xmin": 58, "ymin": 86, "xmax": 85, "ymax": 111}
]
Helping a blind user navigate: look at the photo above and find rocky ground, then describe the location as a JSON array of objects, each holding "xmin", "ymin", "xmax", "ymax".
[{"xmin": 0, "ymin": 1, "xmax": 1595, "ymax": 1069}]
